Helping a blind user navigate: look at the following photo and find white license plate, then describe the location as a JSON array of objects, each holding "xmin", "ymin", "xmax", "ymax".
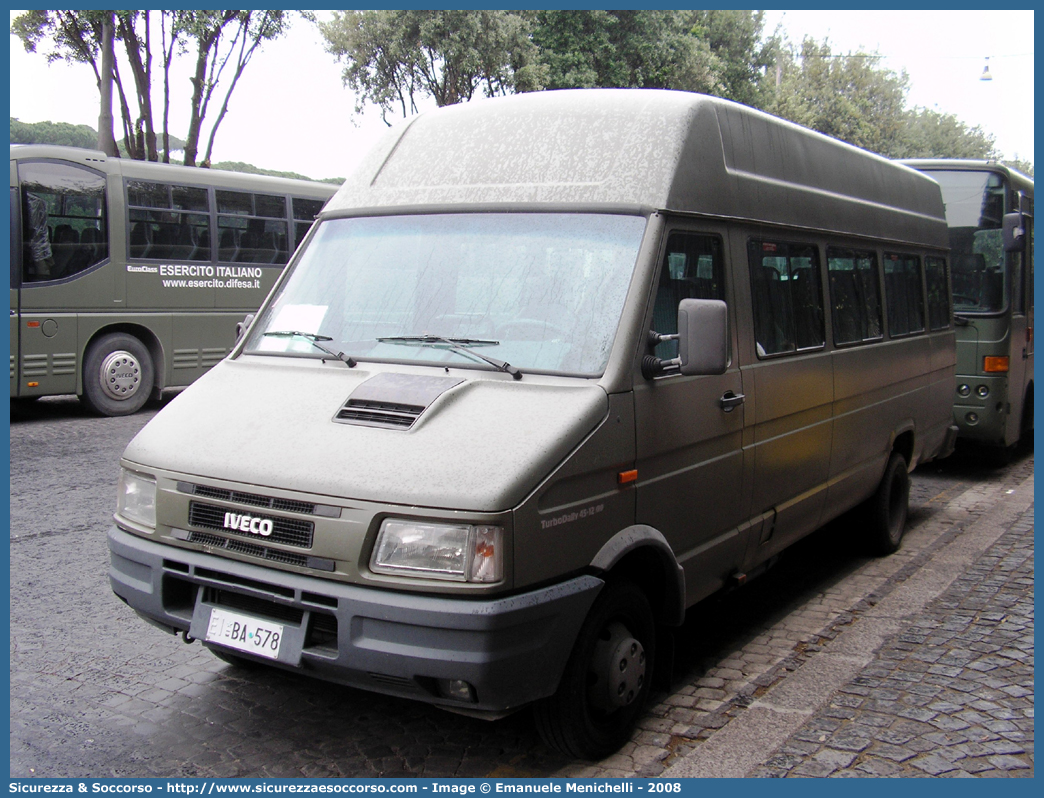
[{"xmin": 205, "ymin": 608, "xmax": 284, "ymax": 660}]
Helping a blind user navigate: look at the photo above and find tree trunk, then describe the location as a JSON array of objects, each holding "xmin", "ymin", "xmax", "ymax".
[{"xmin": 96, "ymin": 13, "xmax": 117, "ymax": 156}]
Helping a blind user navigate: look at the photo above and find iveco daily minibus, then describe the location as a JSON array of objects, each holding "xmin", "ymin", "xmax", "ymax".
[{"xmin": 109, "ymin": 89, "xmax": 957, "ymax": 759}]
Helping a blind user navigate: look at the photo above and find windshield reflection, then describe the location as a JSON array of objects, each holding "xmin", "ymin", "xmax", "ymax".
[{"xmin": 245, "ymin": 213, "xmax": 647, "ymax": 375}]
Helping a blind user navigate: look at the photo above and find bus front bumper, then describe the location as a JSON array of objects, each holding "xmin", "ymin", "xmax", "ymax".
[{"xmin": 108, "ymin": 526, "xmax": 602, "ymax": 714}]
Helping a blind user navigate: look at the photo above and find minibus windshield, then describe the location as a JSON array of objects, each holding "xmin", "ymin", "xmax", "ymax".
[{"xmin": 245, "ymin": 213, "xmax": 647, "ymax": 376}]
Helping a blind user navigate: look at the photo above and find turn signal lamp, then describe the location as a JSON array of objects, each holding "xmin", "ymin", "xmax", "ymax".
[{"xmin": 983, "ymin": 356, "xmax": 1009, "ymax": 373}]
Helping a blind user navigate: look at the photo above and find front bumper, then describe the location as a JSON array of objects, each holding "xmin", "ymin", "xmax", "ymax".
[{"xmin": 109, "ymin": 526, "xmax": 602, "ymax": 713}]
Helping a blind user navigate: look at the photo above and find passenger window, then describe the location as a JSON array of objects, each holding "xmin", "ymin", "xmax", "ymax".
[
  {"xmin": 292, "ymin": 197, "xmax": 326, "ymax": 248},
  {"xmin": 127, "ymin": 180, "xmax": 210, "ymax": 262},
  {"xmin": 827, "ymin": 247, "xmax": 882, "ymax": 345},
  {"xmin": 651, "ymin": 233, "xmax": 725, "ymax": 360},
  {"xmin": 217, "ymin": 190, "xmax": 289, "ymax": 265},
  {"xmin": 924, "ymin": 256, "xmax": 951, "ymax": 330},
  {"xmin": 20, "ymin": 161, "xmax": 108, "ymax": 283},
  {"xmin": 748, "ymin": 240, "xmax": 824, "ymax": 357},
  {"xmin": 884, "ymin": 253, "xmax": 925, "ymax": 337}
]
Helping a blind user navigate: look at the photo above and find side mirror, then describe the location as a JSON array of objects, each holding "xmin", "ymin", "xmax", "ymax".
[
  {"xmin": 236, "ymin": 313, "xmax": 255, "ymax": 341},
  {"xmin": 642, "ymin": 298, "xmax": 728, "ymax": 379},
  {"xmin": 1003, "ymin": 212, "xmax": 1026, "ymax": 252},
  {"xmin": 678, "ymin": 298, "xmax": 727, "ymax": 376}
]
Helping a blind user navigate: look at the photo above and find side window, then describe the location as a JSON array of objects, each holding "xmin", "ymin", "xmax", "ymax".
[
  {"xmin": 748, "ymin": 240, "xmax": 824, "ymax": 357},
  {"xmin": 292, "ymin": 197, "xmax": 326, "ymax": 248},
  {"xmin": 828, "ymin": 247, "xmax": 883, "ymax": 345},
  {"xmin": 651, "ymin": 232, "xmax": 725, "ymax": 360},
  {"xmin": 924, "ymin": 256, "xmax": 951, "ymax": 331},
  {"xmin": 884, "ymin": 253, "xmax": 925, "ymax": 337},
  {"xmin": 217, "ymin": 190, "xmax": 289, "ymax": 265},
  {"xmin": 20, "ymin": 161, "xmax": 108, "ymax": 283},
  {"xmin": 127, "ymin": 180, "xmax": 210, "ymax": 262}
]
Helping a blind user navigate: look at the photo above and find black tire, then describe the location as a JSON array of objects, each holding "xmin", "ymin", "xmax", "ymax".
[
  {"xmin": 80, "ymin": 332, "xmax": 154, "ymax": 416},
  {"xmin": 533, "ymin": 581, "xmax": 655, "ymax": 760},
  {"xmin": 866, "ymin": 451, "xmax": 910, "ymax": 555}
]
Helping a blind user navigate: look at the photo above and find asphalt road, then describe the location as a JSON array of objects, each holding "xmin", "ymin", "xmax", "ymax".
[{"xmin": 8, "ymin": 394, "xmax": 1032, "ymax": 777}]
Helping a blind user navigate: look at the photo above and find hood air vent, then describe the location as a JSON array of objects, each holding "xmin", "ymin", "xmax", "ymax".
[{"xmin": 335, "ymin": 372, "xmax": 463, "ymax": 430}]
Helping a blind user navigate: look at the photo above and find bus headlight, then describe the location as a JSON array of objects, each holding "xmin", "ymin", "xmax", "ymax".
[
  {"xmin": 370, "ymin": 519, "xmax": 504, "ymax": 583},
  {"xmin": 976, "ymin": 385, "xmax": 990, "ymax": 398},
  {"xmin": 957, "ymin": 384, "xmax": 971, "ymax": 397},
  {"xmin": 116, "ymin": 469, "xmax": 157, "ymax": 529}
]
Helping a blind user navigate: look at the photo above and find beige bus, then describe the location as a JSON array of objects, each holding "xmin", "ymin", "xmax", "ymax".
[{"xmin": 108, "ymin": 90, "xmax": 957, "ymax": 758}]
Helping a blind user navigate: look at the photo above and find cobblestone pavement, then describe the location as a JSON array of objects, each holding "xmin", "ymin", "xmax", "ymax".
[
  {"xmin": 749, "ymin": 506, "xmax": 1033, "ymax": 778},
  {"xmin": 9, "ymin": 397, "xmax": 1034, "ymax": 778}
]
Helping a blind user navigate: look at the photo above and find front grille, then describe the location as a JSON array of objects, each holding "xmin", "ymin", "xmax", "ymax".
[
  {"xmin": 189, "ymin": 483, "xmax": 316, "ymax": 515},
  {"xmin": 189, "ymin": 530, "xmax": 309, "ymax": 568},
  {"xmin": 189, "ymin": 501, "xmax": 313, "ymax": 548},
  {"xmin": 335, "ymin": 399, "xmax": 423, "ymax": 430}
]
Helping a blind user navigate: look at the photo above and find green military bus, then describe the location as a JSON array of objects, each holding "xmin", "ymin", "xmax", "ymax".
[
  {"xmin": 10, "ymin": 145, "xmax": 338, "ymax": 415},
  {"xmin": 903, "ymin": 160, "xmax": 1034, "ymax": 454}
]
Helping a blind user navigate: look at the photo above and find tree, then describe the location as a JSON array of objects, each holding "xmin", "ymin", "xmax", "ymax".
[
  {"xmin": 894, "ymin": 107, "xmax": 997, "ymax": 160},
  {"xmin": 531, "ymin": 10, "xmax": 720, "ymax": 95},
  {"xmin": 768, "ymin": 39, "xmax": 910, "ymax": 155},
  {"xmin": 11, "ymin": 9, "xmax": 297, "ymax": 165},
  {"xmin": 321, "ymin": 10, "xmax": 545, "ymax": 122},
  {"xmin": 685, "ymin": 10, "xmax": 780, "ymax": 108},
  {"xmin": 11, "ymin": 117, "xmax": 98, "ymax": 149}
]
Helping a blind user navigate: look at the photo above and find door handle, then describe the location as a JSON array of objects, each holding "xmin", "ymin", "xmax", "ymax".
[{"xmin": 719, "ymin": 391, "xmax": 745, "ymax": 412}]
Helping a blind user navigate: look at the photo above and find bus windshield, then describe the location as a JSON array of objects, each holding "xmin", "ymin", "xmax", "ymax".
[
  {"xmin": 930, "ymin": 170, "xmax": 1007, "ymax": 313},
  {"xmin": 245, "ymin": 213, "xmax": 648, "ymax": 376}
]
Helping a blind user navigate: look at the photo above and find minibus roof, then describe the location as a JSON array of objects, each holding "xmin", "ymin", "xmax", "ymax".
[{"xmin": 330, "ymin": 89, "xmax": 947, "ymax": 247}]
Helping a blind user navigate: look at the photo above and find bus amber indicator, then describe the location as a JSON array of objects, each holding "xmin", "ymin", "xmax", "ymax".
[{"xmin": 983, "ymin": 356, "xmax": 1009, "ymax": 373}]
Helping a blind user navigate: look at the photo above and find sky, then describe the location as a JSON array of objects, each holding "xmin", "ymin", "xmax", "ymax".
[{"xmin": 7, "ymin": 9, "xmax": 1035, "ymax": 182}]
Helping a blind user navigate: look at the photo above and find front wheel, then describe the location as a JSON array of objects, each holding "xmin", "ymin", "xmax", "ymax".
[
  {"xmin": 533, "ymin": 581, "xmax": 655, "ymax": 760},
  {"xmin": 866, "ymin": 451, "xmax": 910, "ymax": 555},
  {"xmin": 80, "ymin": 332, "xmax": 155, "ymax": 416}
]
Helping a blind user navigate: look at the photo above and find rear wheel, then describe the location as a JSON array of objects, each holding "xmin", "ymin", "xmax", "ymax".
[
  {"xmin": 534, "ymin": 581, "xmax": 655, "ymax": 760},
  {"xmin": 80, "ymin": 332, "xmax": 154, "ymax": 416},
  {"xmin": 866, "ymin": 451, "xmax": 910, "ymax": 555}
]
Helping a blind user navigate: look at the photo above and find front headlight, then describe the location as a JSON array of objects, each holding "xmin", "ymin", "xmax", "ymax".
[
  {"xmin": 370, "ymin": 519, "xmax": 504, "ymax": 583},
  {"xmin": 116, "ymin": 468, "xmax": 157, "ymax": 529}
]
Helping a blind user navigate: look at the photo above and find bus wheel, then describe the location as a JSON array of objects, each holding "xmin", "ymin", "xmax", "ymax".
[
  {"xmin": 533, "ymin": 581, "xmax": 654, "ymax": 760},
  {"xmin": 866, "ymin": 452, "xmax": 910, "ymax": 555},
  {"xmin": 81, "ymin": 333, "xmax": 154, "ymax": 417}
]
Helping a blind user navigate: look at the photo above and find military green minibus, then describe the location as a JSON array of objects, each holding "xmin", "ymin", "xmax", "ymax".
[
  {"xmin": 10, "ymin": 145, "xmax": 338, "ymax": 415},
  {"xmin": 109, "ymin": 90, "xmax": 958, "ymax": 758},
  {"xmin": 902, "ymin": 160, "xmax": 1033, "ymax": 457}
]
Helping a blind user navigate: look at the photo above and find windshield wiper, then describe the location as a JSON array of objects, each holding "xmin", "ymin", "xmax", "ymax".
[
  {"xmin": 377, "ymin": 335, "xmax": 522, "ymax": 380},
  {"xmin": 262, "ymin": 330, "xmax": 357, "ymax": 367}
]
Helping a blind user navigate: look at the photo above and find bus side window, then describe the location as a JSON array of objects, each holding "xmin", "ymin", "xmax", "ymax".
[
  {"xmin": 884, "ymin": 253, "xmax": 925, "ymax": 337},
  {"xmin": 651, "ymin": 233, "xmax": 725, "ymax": 360},
  {"xmin": 828, "ymin": 247, "xmax": 883, "ymax": 345},
  {"xmin": 218, "ymin": 191, "xmax": 289, "ymax": 265},
  {"xmin": 127, "ymin": 180, "xmax": 210, "ymax": 262},
  {"xmin": 19, "ymin": 161, "xmax": 108, "ymax": 283},
  {"xmin": 748, "ymin": 240, "xmax": 824, "ymax": 357},
  {"xmin": 292, "ymin": 197, "xmax": 326, "ymax": 249},
  {"xmin": 925, "ymin": 256, "xmax": 951, "ymax": 330}
]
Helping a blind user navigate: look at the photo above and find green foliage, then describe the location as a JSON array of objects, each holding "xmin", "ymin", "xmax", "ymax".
[
  {"xmin": 686, "ymin": 10, "xmax": 780, "ymax": 107},
  {"xmin": 1002, "ymin": 158, "xmax": 1033, "ymax": 178},
  {"xmin": 11, "ymin": 117, "xmax": 188, "ymax": 152},
  {"xmin": 531, "ymin": 10, "xmax": 718, "ymax": 94},
  {"xmin": 321, "ymin": 10, "xmax": 544, "ymax": 121},
  {"xmin": 210, "ymin": 161, "xmax": 344, "ymax": 184},
  {"xmin": 11, "ymin": 117, "xmax": 98, "ymax": 149},
  {"xmin": 893, "ymin": 107, "xmax": 997, "ymax": 160},
  {"xmin": 768, "ymin": 39, "xmax": 910, "ymax": 156}
]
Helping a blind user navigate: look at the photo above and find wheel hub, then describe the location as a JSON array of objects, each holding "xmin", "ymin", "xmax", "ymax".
[
  {"xmin": 588, "ymin": 621, "xmax": 646, "ymax": 713},
  {"xmin": 99, "ymin": 350, "xmax": 142, "ymax": 401}
]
